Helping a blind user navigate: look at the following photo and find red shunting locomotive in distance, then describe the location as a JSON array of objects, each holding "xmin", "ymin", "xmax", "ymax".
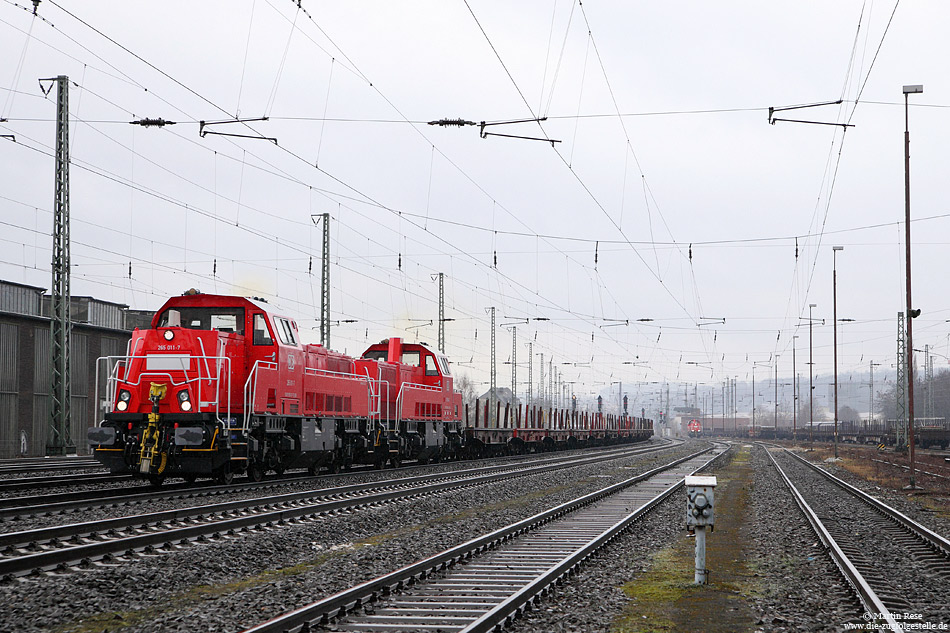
[{"xmin": 88, "ymin": 292, "xmax": 462, "ymax": 484}]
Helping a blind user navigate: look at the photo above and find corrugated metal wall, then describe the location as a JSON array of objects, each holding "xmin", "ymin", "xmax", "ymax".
[
  {"xmin": 0, "ymin": 284, "xmax": 42, "ymax": 317},
  {"xmin": 0, "ymin": 290, "xmax": 138, "ymax": 456},
  {"xmin": 88, "ymin": 301, "xmax": 124, "ymax": 330},
  {"xmin": 0, "ymin": 323, "xmax": 18, "ymax": 458},
  {"xmin": 70, "ymin": 333, "xmax": 88, "ymax": 454},
  {"xmin": 32, "ymin": 326, "xmax": 49, "ymax": 455}
]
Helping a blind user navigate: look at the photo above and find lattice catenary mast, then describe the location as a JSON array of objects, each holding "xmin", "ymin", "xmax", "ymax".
[
  {"xmin": 319, "ymin": 213, "xmax": 330, "ymax": 347},
  {"xmin": 45, "ymin": 75, "xmax": 74, "ymax": 456},
  {"xmin": 896, "ymin": 312, "xmax": 907, "ymax": 450}
]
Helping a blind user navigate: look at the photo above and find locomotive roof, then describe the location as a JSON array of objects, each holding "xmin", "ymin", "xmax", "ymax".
[
  {"xmin": 152, "ymin": 293, "xmax": 287, "ymax": 326},
  {"xmin": 364, "ymin": 339, "xmax": 444, "ymax": 357}
]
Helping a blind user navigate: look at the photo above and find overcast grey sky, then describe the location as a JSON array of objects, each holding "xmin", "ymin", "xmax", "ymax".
[{"xmin": 2, "ymin": 1, "xmax": 949, "ymax": 411}]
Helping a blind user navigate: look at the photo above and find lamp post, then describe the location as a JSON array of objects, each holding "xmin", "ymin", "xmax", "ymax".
[
  {"xmin": 869, "ymin": 361, "xmax": 882, "ymax": 428},
  {"xmin": 734, "ymin": 376, "xmax": 738, "ymax": 435},
  {"xmin": 803, "ymin": 304, "xmax": 821, "ymax": 442},
  {"xmin": 774, "ymin": 354, "xmax": 780, "ymax": 429},
  {"xmin": 752, "ymin": 360, "xmax": 770, "ymax": 437},
  {"xmin": 833, "ymin": 245, "xmax": 844, "ymax": 459},
  {"xmin": 792, "ymin": 335, "xmax": 799, "ymax": 441},
  {"xmin": 903, "ymin": 83, "xmax": 923, "ymax": 489}
]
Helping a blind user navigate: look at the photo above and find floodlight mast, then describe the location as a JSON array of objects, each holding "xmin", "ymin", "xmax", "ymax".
[
  {"xmin": 903, "ymin": 83, "xmax": 923, "ymax": 489},
  {"xmin": 833, "ymin": 246, "xmax": 844, "ymax": 459}
]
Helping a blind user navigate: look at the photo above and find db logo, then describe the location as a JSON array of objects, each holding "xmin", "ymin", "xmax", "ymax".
[{"xmin": 287, "ymin": 353, "xmax": 295, "ymax": 371}]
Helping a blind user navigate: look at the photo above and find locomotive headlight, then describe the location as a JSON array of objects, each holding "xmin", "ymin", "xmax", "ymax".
[
  {"xmin": 163, "ymin": 330, "xmax": 175, "ymax": 341},
  {"xmin": 117, "ymin": 389, "xmax": 131, "ymax": 411},
  {"xmin": 177, "ymin": 389, "xmax": 192, "ymax": 412}
]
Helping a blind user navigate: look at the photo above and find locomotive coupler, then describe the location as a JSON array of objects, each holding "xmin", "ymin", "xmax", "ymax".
[{"xmin": 139, "ymin": 383, "xmax": 168, "ymax": 475}]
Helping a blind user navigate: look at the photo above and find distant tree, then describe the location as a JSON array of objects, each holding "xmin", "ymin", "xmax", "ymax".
[
  {"xmin": 873, "ymin": 370, "xmax": 948, "ymax": 422},
  {"xmin": 455, "ymin": 372, "xmax": 477, "ymax": 412},
  {"xmin": 838, "ymin": 405, "xmax": 860, "ymax": 424}
]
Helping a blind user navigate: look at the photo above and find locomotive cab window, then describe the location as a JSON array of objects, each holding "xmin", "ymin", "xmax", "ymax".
[
  {"xmin": 362, "ymin": 350, "xmax": 387, "ymax": 361},
  {"xmin": 425, "ymin": 355, "xmax": 439, "ymax": 377},
  {"xmin": 401, "ymin": 351, "xmax": 420, "ymax": 367},
  {"xmin": 211, "ymin": 313, "xmax": 238, "ymax": 333},
  {"xmin": 253, "ymin": 313, "xmax": 274, "ymax": 346},
  {"xmin": 274, "ymin": 317, "xmax": 298, "ymax": 346},
  {"xmin": 158, "ymin": 307, "xmax": 245, "ymax": 335}
]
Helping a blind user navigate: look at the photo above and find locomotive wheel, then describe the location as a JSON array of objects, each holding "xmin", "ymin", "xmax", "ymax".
[
  {"xmin": 148, "ymin": 473, "xmax": 165, "ymax": 487},
  {"xmin": 183, "ymin": 474, "xmax": 198, "ymax": 484},
  {"xmin": 214, "ymin": 464, "xmax": 234, "ymax": 485},
  {"xmin": 274, "ymin": 465, "xmax": 286, "ymax": 477},
  {"xmin": 248, "ymin": 463, "xmax": 265, "ymax": 482},
  {"xmin": 390, "ymin": 456, "xmax": 401, "ymax": 468},
  {"xmin": 326, "ymin": 459, "xmax": 341, "ymax": 474}
]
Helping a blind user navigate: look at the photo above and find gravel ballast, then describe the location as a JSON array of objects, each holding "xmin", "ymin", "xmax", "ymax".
[
  {"xmin": 0, "ymin": 441, "xmax": 699, "ymax": 633},
  {"xmin": 508, "ymin": 444, "xmax": 867, "ymax": 633}
]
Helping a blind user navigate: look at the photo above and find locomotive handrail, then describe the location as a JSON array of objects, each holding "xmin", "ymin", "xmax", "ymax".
[
  {"xmin": 243, "ymin": 363, "xmax": 380, "ymax": 433},
  {"xmin": 243, "ymin": 360, "xmax": 277, "ymax": 433},
  {"xmin": 361, "ymin": 367, "xmax": 381, "ymax": 425},
  {"xmin": 395, "ymin": 381, "xmax": 443, "ymax": 426},
  {"xmin": 96, "ymin": 354, "xmax": 232, "ymax": 428},
  {"xmin": 304, "ymin": 366, "xmax": 377, "ymax": 425},
  {"xmin": 197, "ymin": 337, "xmax": 213, "ymax": 387}
]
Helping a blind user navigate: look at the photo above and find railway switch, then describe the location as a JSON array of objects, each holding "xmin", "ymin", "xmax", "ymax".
[{"xmin": 685, "ymin": 475, "xmax": 717, "ymax": 584}]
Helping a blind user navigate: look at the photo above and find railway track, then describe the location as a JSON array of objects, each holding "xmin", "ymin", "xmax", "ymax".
[
  {"xmin": 239, "ymin": 443, "xmax": 729, "ymax": 633},
  {"xmin": 0, "ymin": 443, "xmax": 672, "ymax": 521},
  {"xmin": 0, "ymin": 441, "xmax": 674, "ymax": 496},
  {"xmin": 0, "ymin": 442, "xmax": 676, "ymax": 579},
  {"xmin": 0, "ymin": 471, "xmax": 129, "ymax": 494},
  {"xmin": 0, "ymin": 456, "xmax": 102, "ymax": 475},
  {"xmin": 870, "ymin": 458, "xmax": 950, "ymax": 482},
  {"xmin": 763, "ymin": 445, "xmax": 950, "ymax": 631}
]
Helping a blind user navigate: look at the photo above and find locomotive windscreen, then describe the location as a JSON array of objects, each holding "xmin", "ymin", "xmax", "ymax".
[{"xmin": 158, "ymin": 307, "xmax": 246, "ymax": 335}]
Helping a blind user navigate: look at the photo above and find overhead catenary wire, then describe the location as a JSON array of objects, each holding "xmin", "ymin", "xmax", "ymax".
[
  {"xmin": 34, "ymin": 0, "xmax": 628, "ymax": 353},
  {"xmin": 1, "ymin": 1, "xmax": 929, "ymax": 393}
]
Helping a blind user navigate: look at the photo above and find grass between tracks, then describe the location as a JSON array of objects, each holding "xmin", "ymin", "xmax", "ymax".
[
  {"xmin": 55, "ymin": 474, "xmax": 604, "ymax": 633},
  {"xmin": 612, "ymin": 446, "xmax": 755, "ymax": 633}
]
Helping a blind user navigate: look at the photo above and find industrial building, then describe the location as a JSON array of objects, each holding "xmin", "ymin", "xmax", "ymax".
[{"xmin": 0, "ymin": 280, "xmax": 151, "ymax": 457}]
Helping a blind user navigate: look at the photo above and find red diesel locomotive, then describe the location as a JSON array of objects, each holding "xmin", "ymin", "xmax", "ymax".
[{"xmin": 88, "ymin": 292, "xmax": 462, "ymax": 484}]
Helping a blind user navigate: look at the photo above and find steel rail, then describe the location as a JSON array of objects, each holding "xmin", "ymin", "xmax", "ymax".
[
  {"xmin": 0, "ymin": 472, "xmax": 126, "ymax": 493},
  {"xmin": 761, "ymin": 446, "xmax": 902, "ymax": 632},
  {"xmin": 0, "ymin": 442, "xmax": 673, "ymax": 578},
  {"xmin": 241, "ymin": 444, "xmax": 726, "ymax": 633},
  {"xmin": 0, "ymin": 460, "xmax": 101, "ymax": 474}
]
